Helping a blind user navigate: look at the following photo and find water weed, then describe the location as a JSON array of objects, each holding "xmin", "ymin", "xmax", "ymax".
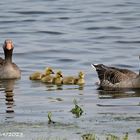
[
  {"xmin": 136, "ymin": 128, "xmax": 140, "ymax": 133},
  {"xmin": 70, "ymin": 99, "xmax": 83, "ymax": 118},
  {"xmin": 47, "ymin": 112, "xmax": 55, "ymax": 124}
]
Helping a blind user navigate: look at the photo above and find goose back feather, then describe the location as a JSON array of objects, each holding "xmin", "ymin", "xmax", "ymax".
[{"xmin": 92, "ymin": 64, "xmax": 138, "ymax": 90}]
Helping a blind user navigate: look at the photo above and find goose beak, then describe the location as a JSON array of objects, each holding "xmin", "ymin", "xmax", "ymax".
[
  {"xmin": 4, "ymin": 39, "xmax": 14, "ymax": 50},
  {"xmin": 6, "ymin": 43, "xmax": 13, "ymax": 50},
  {"xmin": 91, "ymin": 64, "xmax": 97, "ymax": 70}
]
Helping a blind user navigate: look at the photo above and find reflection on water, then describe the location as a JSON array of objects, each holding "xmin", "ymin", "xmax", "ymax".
[
  {"xmin": 30, "ymin": 80, "xmax": 85, "ymax": 91},
  {"xmin": 0, "ymin": 0, "xmax": 140, "ymax": 139},
  {"xmin": 98, "ymin": 89, "xmax": 140, "ymax": 99},
  {"xmin": 0, "ymin": 80, "xmax": 16, "ymax": 119}
]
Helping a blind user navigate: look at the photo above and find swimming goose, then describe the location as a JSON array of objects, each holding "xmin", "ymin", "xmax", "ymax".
[
  {"xmin": 41, "ymin": 67, "xmax": 54, "ymax": 83},
  {"xmin": 53, "ymin": 71, "xmax": 63, "ymax": 85},
  {"xmin": 0, "ymin": 39, "xmax": 21, "ymax": 79},
  {"xmin": 74, "ymin": 71, "xmax": 85, "ymax": 85},
  {"xmin": 91, "ymin": 64, "xmax": 139, "ymax": 90}
]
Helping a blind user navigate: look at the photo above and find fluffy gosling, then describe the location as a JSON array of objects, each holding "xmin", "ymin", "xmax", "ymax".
[
  {"xmin": 29, "ymin": 71, "xmax": 42, "ymax": 80},
  {"xmin": 74, "ymin": 71, "xmax": 85, "ymax": 85},
  {"xmin": 41, "ymin": 67, "xmax": 54, "ymax": 83},
  {"xmin": 63, "ymin": 75, "xmax": 75, "ymax": 85},
  {"xmin": 53, "ymin": 71, "xmax": 63, "ymax": 85}
]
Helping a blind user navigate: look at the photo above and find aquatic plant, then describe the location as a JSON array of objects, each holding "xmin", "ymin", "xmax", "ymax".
[
  {"xmin": 47, "ymin": 112, "xmax": 55, "ymax": 124},
  {"xmin": 136, "ymin": 128, "xmax": 140, "ymax": 133},
  {"xmin": 122, "ymin": 133, "xmax": 128, "ymax": 140},
  {"xmin": 70, "ymin": 99, "xmax": 83, "ymax": 118},
  {"xmin": 106, "ymin": 133, "xmax": 128, "ymax": 140},
  {"xmin": 82, "ymin": 133, "xmax": 96, "ymax": 140},
  {"xmin": 106, "ymin": 134, "xmax": 119, "ymax": 140}
]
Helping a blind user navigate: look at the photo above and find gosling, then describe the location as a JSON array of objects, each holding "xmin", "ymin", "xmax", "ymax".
[
  {"xmin": 53, "ymin": 71, "xmax": 63, "ymax": 85},
  {"xmin": 29, "ymin": 71, "xmax": 42, "ymax": 80},
  {"xmin": 41, "ymin": 67, "xmax": 54, "ymax": 84},
  {"xmin": 63, "ymin": 74, "xmax": 75, "ymax": 85},
  {"xmin": 74, "ymin": 71, "xmax": 85, "ymax": 85}
]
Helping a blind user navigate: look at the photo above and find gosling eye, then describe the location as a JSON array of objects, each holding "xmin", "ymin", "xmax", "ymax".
[{"xmin": 50, "ymin": 70, "xmax": 54, "ymax": 74}]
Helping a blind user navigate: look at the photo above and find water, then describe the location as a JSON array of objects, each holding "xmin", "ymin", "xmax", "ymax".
[{"xmin": 0, "ymin": 0, "xmax": 140, "ymax": 139}]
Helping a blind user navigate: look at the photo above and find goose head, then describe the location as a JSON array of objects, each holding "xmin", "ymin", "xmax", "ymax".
[
  {"xmin": 3, "ymin": 39, "xmax": 14, "ymax": 62},
  {"xmin": 3, "ymin": 39, "xmax": 14, "ymax": 51}
]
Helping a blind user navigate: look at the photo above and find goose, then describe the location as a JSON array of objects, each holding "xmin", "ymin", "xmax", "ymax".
[
  {"xmin": 0, "ymin": 39, "xmax": 21, "ymax": 79},
  {"xmin": 41, "ymin": 67, "xmax": 54, "ymax": 83},
  {"xmin": 91, "ymin": 64, "xmax": 139, "ymax": 90},
  {"xmin": 74, "ymin": 71, "xmax": 85, "ymax": 85},
  {"xmin": 53, "ymin": 71, "xmax": 63, "ymax": 85}
]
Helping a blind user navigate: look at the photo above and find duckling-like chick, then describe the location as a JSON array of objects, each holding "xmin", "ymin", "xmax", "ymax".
[
  {"xmin": 74, "ymin": 71, "xmax": 85, "ymax": 85},
  {"xmin": 41, "ymin": 67, "xmax": 54, "ymax": 84},
  {"xmin": 29, "ymin": 71, "xmax": 42, "ymax": 80},
  {"xmin": 53, "ymin": 71, "xmax": 63, "ymax": 85},
  {"xmin": 63, "ymin": 74, "xmax": 75, "ymax": 85}
]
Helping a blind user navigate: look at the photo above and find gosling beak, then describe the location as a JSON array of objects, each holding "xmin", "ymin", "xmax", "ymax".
[{"xmin": 51, "ymin": 71, "xmax": 55, "ymax": 74}]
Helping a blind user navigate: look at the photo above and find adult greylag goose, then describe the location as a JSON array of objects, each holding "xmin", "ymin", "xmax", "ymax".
[
  {"xmin": 0, "ymin": 39, "xmax": 21, "ymax": 79},
  {"xmin": 91, "ymin": 64, "xmax": 139, "ymax": 90}
]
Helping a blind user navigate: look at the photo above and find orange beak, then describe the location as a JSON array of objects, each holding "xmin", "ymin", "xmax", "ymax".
[{"xmin": 6, "ymin": 43, "xmax": 13, "ymax": 50}]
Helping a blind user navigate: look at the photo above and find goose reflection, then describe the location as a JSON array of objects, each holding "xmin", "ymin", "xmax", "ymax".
[
  {"xmin": 98, "ymin": 89, "xmax": 140, "ymax": 99},
  {"xmin": 0, "ymin": 79, "xmax": 16, "ymax": 119}
]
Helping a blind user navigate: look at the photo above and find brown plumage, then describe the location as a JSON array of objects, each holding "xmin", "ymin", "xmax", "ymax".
[
  {"xmin": 0, "ymin": 39, "xmax": 21, "ymax": 79},
  {"xmin": 91, "ymin": 64, "xmax": 138, "ymax": 90}
]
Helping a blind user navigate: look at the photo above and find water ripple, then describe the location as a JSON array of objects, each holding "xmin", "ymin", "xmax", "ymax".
[
  {"xmin": 85, "ymin": 26, "xmax": 123, "ymax": 31},
  {"xmin": 37, "ymin": 30, "xmax": 64, "ymax": 35},
  {"xmin": 0, "ymin": 0, "xmax": 140, "ymax": 138}
]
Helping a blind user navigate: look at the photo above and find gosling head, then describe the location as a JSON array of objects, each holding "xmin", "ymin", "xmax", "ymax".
[
  {"xmin": 45, "ymin": 67, "xmax": 54, "ymax": 75},
  {"xmin": 78, "ymin": 71, "xmax": 85, "ymax": 78},
  {"xmin": 56, "ymin": 71, "xmax": 63, "ymax": 78}
]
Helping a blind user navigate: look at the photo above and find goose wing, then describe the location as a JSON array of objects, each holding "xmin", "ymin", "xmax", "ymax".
[
  {"xmin": 92, "ymin": 64, "xmax": 135, "ymax": 84},
  {"xmin": 103, "ymin": 68, "xmax": 130, "ymax": 84},
  {"xmin": 108, "ymin": 66, "xmax": 137, "ymax": 78}
]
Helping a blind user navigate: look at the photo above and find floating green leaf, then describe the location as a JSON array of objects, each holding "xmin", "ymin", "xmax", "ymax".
[
  {"xmin": 136, "ymin": 128, "xmax": 140, "ymax": 133},
  {"xmin": 48, "ymin": 112, "xmax": 53, "ymax": 124},
  {"xmin": 71, "ymin": 99, "xmax": 83, "ymax": 118}
]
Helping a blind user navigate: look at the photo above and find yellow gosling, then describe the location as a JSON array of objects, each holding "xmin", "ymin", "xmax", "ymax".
[
  {"xmin": 63, "ymin": 74, "xmax": 75, "ymax": 85},
  {"xmin": 41, "ymin": 67, "xmax": 54, "ymax": 84},
  {"xmin": 29, "ymin": 71, "xmax": 42, "ymax": 80},
  {"xmin": 53, "ymin": 71, "xmax": 63, "ymax": 85},
  {"xmin": 74, "ymin": 71, "xmax": 85, "ymax": 85},
  {"xmin": 44, "ymin": 67, "xmax": 54, "ymax": 75}
]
